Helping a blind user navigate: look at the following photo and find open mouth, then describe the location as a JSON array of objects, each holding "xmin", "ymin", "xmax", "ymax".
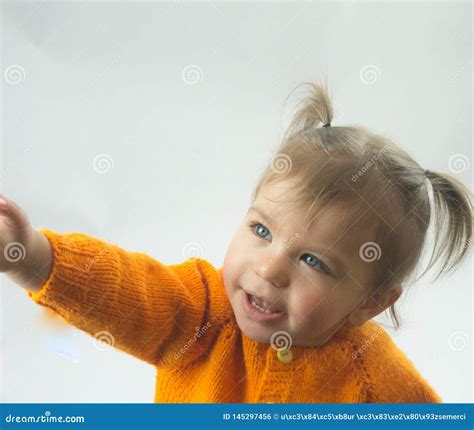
[
  {"xmin": 248, "ymin": 293, "xmax": 282, "ymax": 314},
  {"xmin": 241, "ymin": 289, "xmax": 287, "ymax": 322}
]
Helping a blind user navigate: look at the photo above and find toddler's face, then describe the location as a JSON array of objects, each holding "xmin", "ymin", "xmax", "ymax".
[{"xmin": 222, "ymin": 180, "xmax": 379, "ymax": 347}]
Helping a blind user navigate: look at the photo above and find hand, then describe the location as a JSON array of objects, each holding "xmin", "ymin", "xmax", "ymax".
[{"xmin": 0, "ymin": 194, "xmax": 34, "ymax": 274}]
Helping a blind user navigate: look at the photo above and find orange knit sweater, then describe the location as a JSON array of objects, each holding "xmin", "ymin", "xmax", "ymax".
[{"xmin": 27, "ymin": 229, "xmax": 442, "ymax": 403}]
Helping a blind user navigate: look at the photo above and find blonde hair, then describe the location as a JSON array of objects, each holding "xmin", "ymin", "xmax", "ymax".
[{"xmin": 251, "ymin": 78, "xmax": 473, "ymax": 329}]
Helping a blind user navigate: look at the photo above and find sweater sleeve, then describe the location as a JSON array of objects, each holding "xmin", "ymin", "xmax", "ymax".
[{"xmin": 26, "ymin": 229, "xmax": 225, "ymax": 368}]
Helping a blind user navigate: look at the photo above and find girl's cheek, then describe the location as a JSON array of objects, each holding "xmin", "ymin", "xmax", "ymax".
[
  {"xmin": 224, "ymin": 230, "xmax": 251, "ymax": 270},
  {"xmin": 291, "ymin": 291, "xmax": 326, "ymax": 322},
  {"xmin": 223, "ymin": 242, "xmax": 243, "ymax": 289}
]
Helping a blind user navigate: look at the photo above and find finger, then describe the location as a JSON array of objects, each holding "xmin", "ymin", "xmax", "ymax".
[
  {"xmin": 0, "ymin": 194, "xmax": 30, "ymax": 230},
  {"xmin": 0, "ymin": 195, "xmax": 8, "ymax": 210}
]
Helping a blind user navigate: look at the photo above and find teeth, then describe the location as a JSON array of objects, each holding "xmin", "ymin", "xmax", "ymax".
[{"xmin": 250, "ymin": 297, "xmax": 274, "ymax": 314}]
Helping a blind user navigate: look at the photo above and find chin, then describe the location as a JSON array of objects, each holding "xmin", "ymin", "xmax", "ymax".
[
  {"xmin": 237, "ymin": 321, "xmax": 271, "ymax": 343},
  {"xmin": 234, "ymin": 308, "xmax": 289, "ymax": 344},
  {"xmin": 230, "ymin": 288, "xmax": 291, "ymax": 344}
]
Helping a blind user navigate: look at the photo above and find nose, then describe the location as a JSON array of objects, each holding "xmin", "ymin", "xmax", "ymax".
[{"xmin": 253, "ymin": 247, "xmax": 290, "ymax": 288}]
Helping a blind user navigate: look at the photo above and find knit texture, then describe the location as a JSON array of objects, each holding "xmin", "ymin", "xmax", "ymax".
[{"xmin": 27, "ymin": 229, "xmax": 443, "ymax": 403}]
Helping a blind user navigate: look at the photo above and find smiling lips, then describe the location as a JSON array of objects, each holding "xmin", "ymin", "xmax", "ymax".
[
  {"xmin": 248, "ymin": 293, "xmax": 282, "ymax": 313},
  {"xmin": 241, "ymin": 289, "xmax": 287, "ymax": 322}
]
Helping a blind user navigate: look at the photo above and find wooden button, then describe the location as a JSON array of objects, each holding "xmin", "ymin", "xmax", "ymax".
[{"xmin": 277, "ymin": 348, "xmax": 293, "ymax": 363}]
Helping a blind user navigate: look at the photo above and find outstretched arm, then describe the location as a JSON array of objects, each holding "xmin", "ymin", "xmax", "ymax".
[{"xmin": 1, "ymin": 194, "xmax": 219, "ymax": 367}]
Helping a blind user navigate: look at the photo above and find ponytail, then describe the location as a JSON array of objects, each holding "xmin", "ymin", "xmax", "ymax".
[
  {"xmin": 281, "ymin": 78, "xmax": 334, "ymax": 142},
  {"xmin": 419, "ymin": 169, "xmax": 473, "ymax": 282}
]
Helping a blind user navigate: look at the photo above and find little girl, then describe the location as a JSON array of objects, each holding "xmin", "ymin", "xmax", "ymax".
[{"xmin": 1, "ymin": 79, "xmax": 472, "ymax": 403}]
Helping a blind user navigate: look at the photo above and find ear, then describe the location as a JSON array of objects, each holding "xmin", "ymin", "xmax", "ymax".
[{"xmin": 348, "ymin": 282, "xmax": 402, "ymax": 327}]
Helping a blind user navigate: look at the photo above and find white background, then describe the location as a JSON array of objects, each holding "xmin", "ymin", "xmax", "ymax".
[{"xmin": 1, "ymin": 0, "xmax": 472, "ymax": 403}]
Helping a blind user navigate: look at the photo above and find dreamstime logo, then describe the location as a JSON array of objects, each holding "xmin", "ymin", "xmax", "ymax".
[
  {"xmin": 270, "ymin": 331, "xmax": 293, "ymax": 351},
  {"xmin": 359, "ymin": 65, "xmax": 381, "ymax": 85},
  {"xmin": 4, "ymin": 242, "xmax": 27, "ymax": 263},
  {"xmin": 448, "ymin": 153, "xmax": 470, "ymax": 174},
  {"xmin": 93, "ymin": 330, "xmax": 115, "ymax": 351},
  {"xmin": 461, "ymin": 237, "xmax": 472, "ymax": 254},
  {"xmin": 359, "ymin": 242, "xmax": 381, "ymax": 262},
  {"xmin": 445, "ymin": 58, "xmax": 473, "ymax": 90},
  {"xmin": 351, "ymin": 326, "xmax": 384, "ymax": 360},
  {"xmin": 270, "ymin": 154, "xmax": 292, "ymax": 174},
  {"xmin": 81, "ymin": 56, "xmax": 121, "ymax": 101},
  {"xmin": 85, "ymin": 247, "xmax": 109, "ymax": 271},
  {"xmin": 262, "ymin": 233, "xmax": 300, "ymax": 273},
  {"xmin": 173, "ymin": 322, "xmax": 212, "ymax": 361},
  {"xmin": 4, "ymin": 65, "xmax": 26, "ymax": 85},
  {"xmin": 182, "ymin": 65, "xmax": 203, "ymax": 85},
  {"xmin": 351, "ymin": 148, "xmax": 387, "ymax": 182},
  {"xmin": 92, "ymin": 153, "xmax": 115, "ymax": 174},
  {"xmin": 448, "ymin": 331, "xmax": 470, "ymax": 352},
  {"xmin": 4, "ymin": 410, "xmax": 85, "ymax": 424},
  {"xmin": 182, "ymin": 242, "xmax": 203, "ymax": 260}
]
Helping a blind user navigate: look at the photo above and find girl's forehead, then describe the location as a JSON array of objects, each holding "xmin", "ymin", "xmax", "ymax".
[
  {"xmin": 253, "ymin": 186, "xmax": 349, "ymax": 227},
  {"xmin": 252, "ymin": 186, "xmax": 378, "ymax": 251}
]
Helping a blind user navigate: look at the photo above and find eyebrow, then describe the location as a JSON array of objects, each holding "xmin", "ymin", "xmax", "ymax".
[{"xmin": 247, "ymin": 204, "xmax": 348, "ymax": 274}]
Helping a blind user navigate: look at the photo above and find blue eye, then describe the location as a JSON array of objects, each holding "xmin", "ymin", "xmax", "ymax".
[
  {"xmin": 252, "ymin": 223, "xmax": 271, "ymax": 240},
  {"xmin": 302, "ymin": 253, "xmax": 326, "ymax": 272},
  {"xmin": 248, "ymin": 221, "xmax": 329, "ymax": 274}
]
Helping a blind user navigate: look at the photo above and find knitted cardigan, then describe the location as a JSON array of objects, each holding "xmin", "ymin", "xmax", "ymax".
[{"xmin": 27, "ymin": 229, "xmax": 442, "ymax": 403}]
